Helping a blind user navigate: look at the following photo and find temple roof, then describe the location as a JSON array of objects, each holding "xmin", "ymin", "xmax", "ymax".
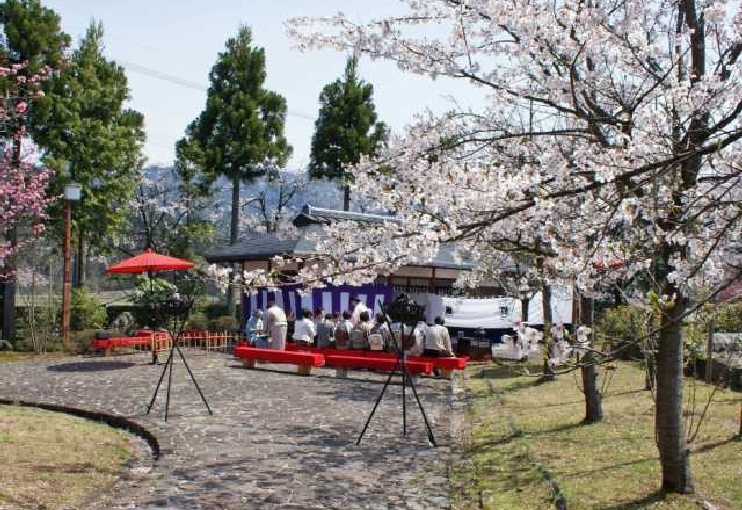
[{"xmin": 205, "ymin": 206, "xmax": 472, "ymax": 270}]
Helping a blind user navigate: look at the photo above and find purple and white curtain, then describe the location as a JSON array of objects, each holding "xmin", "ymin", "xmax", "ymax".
[{"xmin": 242, "ymin": 283, "xmax": 393, "ymax": 324}]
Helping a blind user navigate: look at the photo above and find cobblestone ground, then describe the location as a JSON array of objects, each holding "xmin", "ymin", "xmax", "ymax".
[{"xmin": 0, "ymin": 350, "xmax": 458, "ymax": 510}]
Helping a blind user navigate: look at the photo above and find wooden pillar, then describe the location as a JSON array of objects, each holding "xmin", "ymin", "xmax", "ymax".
[
  {"xmin": 428, "ymin": 268, "xmax": 436, "ymax": 294},
  {"xmin": 405, "ymin": 277, "xmax": 411, "ymax": 293}
]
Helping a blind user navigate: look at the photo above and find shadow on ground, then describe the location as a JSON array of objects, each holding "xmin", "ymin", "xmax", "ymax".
[
  {"xmin": 47, "ymin": 361, "xmax": 137, "ymax": 372},
  {"xmin": 595, "ymin": 490, "xmax": 666, "ymax": 510}
]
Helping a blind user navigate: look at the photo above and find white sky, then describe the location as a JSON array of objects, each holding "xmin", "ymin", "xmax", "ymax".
[{"xmin": 44, "ymin": 0, "xmax": 486, "ymax": 169}]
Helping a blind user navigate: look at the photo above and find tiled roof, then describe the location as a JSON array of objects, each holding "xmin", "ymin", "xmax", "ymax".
[
  {"xmin": 205, "ymin": 235, "xmax": 300, "ymax": 263},
  {"xmin": 205, "ymin": 206, "xmax": 472, "ymax": 270},
  {"xmin": 293, "ymin": 205, "xmax": 399, "ymax": 228}
]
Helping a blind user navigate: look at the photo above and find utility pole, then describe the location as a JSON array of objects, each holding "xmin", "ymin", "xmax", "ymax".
[{"xmin": 61, "ymin": 183, "xmax": 81, "ymax": 348}]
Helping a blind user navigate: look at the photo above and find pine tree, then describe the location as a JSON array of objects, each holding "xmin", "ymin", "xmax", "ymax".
[
  {"xmin": 179, "ymin": 25, "xmax": 292, "ymax": 316},
  {"xmin": 31, "ymin": 21, "xmax": 145, "ymax": 287},
  {"xmin": 309, "ymin": 56, "xmax": 386, "ymax": 211}
]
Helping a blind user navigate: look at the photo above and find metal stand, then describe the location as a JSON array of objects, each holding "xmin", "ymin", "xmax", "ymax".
[
  {"xmin": 356, "ymin": 326, "xmax": 436, "ymax": 446},
  {"xmin": 145, "ymin": 297, "xmax": 213, "ymax": 421}
]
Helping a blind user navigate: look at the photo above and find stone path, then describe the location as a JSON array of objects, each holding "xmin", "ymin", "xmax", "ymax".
[{"xmin": 0, "ymin": 350, "xmax": 458, "ymax": 509}]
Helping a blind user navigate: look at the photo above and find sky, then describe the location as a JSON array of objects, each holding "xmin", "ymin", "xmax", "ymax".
[{"xmin": 44, "ymin": 0, "xmax": 485, "ymax": 169}]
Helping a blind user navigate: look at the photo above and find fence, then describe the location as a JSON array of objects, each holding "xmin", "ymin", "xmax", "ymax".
[{"xmin": 178, "ymin": 330, "xmax": 245, "ymax": 355}]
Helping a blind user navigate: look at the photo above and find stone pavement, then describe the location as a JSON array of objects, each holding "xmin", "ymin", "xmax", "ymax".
[{"xmin": 0, "ymin": 350, "xmax": 459, "ymax": 510}]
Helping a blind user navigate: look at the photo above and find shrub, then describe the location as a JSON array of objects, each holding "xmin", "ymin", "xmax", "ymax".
[
  {"xmin": 70, "ymin": 287, "xmax": 107, "ymax": 331},
  {"xmin": 595, "ymin": 305, "xmax": 649, "ymax": 359},
  {"xmin": 212, "ymin": 315, "xmax": 239, "ymax": 332},
  {"xmin": 185, "ymin": 311, "xmax": 208, "ymax": 331},
  {"xmin": 204, "ymin": 304, "xmax": 229, "ymax": 321},
  {"xmin": 712, "ymin": 301, "xmax": 742, "ymax": 332}
]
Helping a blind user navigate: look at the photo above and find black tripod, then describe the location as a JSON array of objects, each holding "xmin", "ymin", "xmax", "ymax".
[
  {"xmin": 145, "ymin": 298, "xmax": 213, "ymax": 421},
  {"xmin": 356, "ymin": 301, "xmax": 436, "ymax": 446}
]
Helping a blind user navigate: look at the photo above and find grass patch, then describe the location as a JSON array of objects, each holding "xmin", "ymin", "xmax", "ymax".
[
  {"xmin": 0, "ymin": 405, "xmax": 132, "ymax": 509},
  {"xmin": 453, "ymin": 361, "xmax": 741, "ymax": 510}
]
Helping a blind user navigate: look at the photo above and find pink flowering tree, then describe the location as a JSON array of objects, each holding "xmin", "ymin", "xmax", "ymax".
[
  {"xmin": 288, "ymin": 0, "xmax": 742, "ymax": 493},
  {"xmin": 0, "ymin": 61, "xmax": 55, "ymax": 279}
]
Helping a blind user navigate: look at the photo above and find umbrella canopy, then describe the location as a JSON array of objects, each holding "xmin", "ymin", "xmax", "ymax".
[{"xmin": 106, "ymin": 249, "xmax": 194, "ymax": 274}]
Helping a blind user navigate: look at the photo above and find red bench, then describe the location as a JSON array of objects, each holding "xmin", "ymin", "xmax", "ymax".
[
  {"xmin": 285, "ymin": 344, "xmax": 467, "ymax": 378},
  {"xmin": 322, "ymin": 354, "xmax": 433, "ymax": 375},
  {"xmin": 234, "ymin": 346, "xmax": 325, "ymax": 376}
]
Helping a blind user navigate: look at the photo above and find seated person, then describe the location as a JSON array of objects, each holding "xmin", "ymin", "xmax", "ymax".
[
  {"xmin": 334, "ymin": 311, "xmax": 353, "ymax": 350},
  {"xmin": 245, "ymin": 310, "xmax": 265, "ymax": 347},
  {"xmin": 371, "ymin": 313, "xmax": 393, "ymax": 351},
  {"xmin": 293, "ymin": 308, "xmax": 316, "ymax": 349},
  {"xmin": 423, "ymin": 316, "xmax": 455, "ymax": 358},
  {"xmin": 316, "ymin": 313, "xmax": 335, "ymax": 349},
  {"xmin": 350, "ymin": 311, "xmax": 373, "ymax": 350}
]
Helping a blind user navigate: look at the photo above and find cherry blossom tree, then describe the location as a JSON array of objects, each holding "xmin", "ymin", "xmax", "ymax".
[
  {"xmin": 239, "ymin": 170, "xmax": 308, "ymax": 236},
  {"xmin": 124, "ymin": 165, "xmax": 216, "ymax": 259},
  {"xmin": 287, "ymin": 0, "xmax": 742, "ymax": 493},
  {"xmin": 0, "ymin": 61, "xmax": 55, "ymax": 278}
]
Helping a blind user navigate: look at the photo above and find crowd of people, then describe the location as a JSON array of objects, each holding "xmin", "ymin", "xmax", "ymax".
[{"xmin": 244, "ymin": 296, "xmax": 455, "ymax": 357}]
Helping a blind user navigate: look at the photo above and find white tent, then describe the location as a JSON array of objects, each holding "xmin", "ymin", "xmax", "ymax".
[{"xmin": 440, "ymin": 287, "xmax": 573, "ymax": 329}]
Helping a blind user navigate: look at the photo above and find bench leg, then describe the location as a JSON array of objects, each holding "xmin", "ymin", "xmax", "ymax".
[
  {"xmin": 241, "ymin": 358, "xmax": 257, "ymax": 369},
  {"xmin": 297, "ymin": 364, "xmax": 315, "ymax": 376},
  {"xmin": 440, "ymin": 368, "xmax": 453, "ymax": 380},
  {"xmin": 336, "ymin": 368, "xmax": 348, "ymax": 379},
  {"xmin": 104, "ymin": 347, "xmax": 112, "ymax": 357}
]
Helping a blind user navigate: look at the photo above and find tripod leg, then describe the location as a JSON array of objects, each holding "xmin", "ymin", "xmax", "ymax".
[
  {"xmin": 164, "ymin": 346, "xmax": 175, "ymax": 422},
  {"xmin": 356, "ymin": 362, "xmax": 399, "ymax": 445},
  {"xmin": 405, "ymin": 368, "xmax": 437, "ymax": 446},
  {"xmin": 146, "ymin": 345, "xmax": 174, "ymax": 414},
  {"xmin": 174, "ymin": 343, "xmax": 213, "ymax": 415},
  {"xmin": 402, "ymin": 358, "xmax": 407, "ymax": 437}
]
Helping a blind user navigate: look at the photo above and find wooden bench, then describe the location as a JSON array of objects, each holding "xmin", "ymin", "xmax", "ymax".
[{"xmin": 234, "ymin": 346, "xmax": 325, "ymax": 376}]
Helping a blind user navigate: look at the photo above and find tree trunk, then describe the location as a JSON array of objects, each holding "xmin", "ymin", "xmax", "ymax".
[
  {"xmin": 343, "ymin": 184, "xmax": 350, "ymax": 211},
  {"xmin": 705, "ymin": 318, "xmax": 714, "ymax": 384},
  {"xmin": 1, "ymin": 228, "xmax": 17, "ymax": 344},
  {"xmin": 227, "ymin": 177, "xmax": 240, "ymax": 318},
  {"xmin": 656, "ymin": 298, "xmax": 694, "ymax": 493},
  {"xmin": 541, "ymin": 283, "xmax": 555, "ymax": 381},
  {"xmin": 520, "ymin": 298, "xmax": 529, "ymax": 323},
  {"xmin": 580, "ymin": 294, "xmax": 602, "ymax": 423},
  {"xmin": 581, "ymin": 351, "xmax": 602, "ymax": 423}
]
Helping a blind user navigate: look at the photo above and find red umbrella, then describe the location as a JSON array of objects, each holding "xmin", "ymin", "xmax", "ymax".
[
  {"xmin": 106, "ymin": 249, "xmax": 194, "ymax": 365},
  {"xmin": 106, "ymin": 248, "xmax": 194, "ymax": 274}
]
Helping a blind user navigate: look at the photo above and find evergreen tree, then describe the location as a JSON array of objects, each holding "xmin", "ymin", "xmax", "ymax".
[
  {"xmin": 178, "ymin": 25, "xmax": 291, "ymax": 316},
  {"xmin": 309, "ymin": 56, "xmax": 386, "ymax": 211},
  {"xmin": 31, "ymin": 21, "xmax": 145, "ymax": 287},
  {"xmin": 0, "ymin": 0, "xmax": 69, "ymax": 71}
]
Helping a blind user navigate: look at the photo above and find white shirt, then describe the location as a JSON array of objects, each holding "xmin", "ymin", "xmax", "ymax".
[
  {"xmin": 351, "ymin": 303, "xmax": 370, "ymax": 325},
  {"xmin": 293, "ymin": 318, "xmax": 316, "ymax": 342},
  {"xmin": 265, "ymin": 305, "xmax": 287, "ymax": 330},
  {"xmin": 424, "ymin": 324, "xmax": 453, "ymax": 354}
]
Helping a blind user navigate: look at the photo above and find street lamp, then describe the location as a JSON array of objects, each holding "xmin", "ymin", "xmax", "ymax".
[
  {"xmin": 61, "ymin": 182, "xmax": 81, "ymax": 349},
  {"xmin": 518, "ymin": 277, "xmax": 530, "ymax": 323}
]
